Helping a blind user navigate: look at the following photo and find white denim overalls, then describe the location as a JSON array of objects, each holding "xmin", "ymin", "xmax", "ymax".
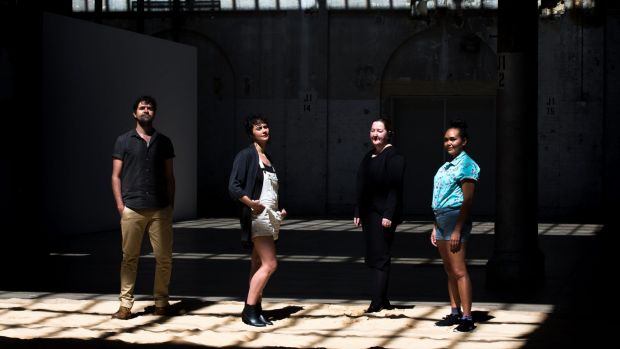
[{"xmin": 251, "ymin": 161, "xmax": 282, "ymax": 240}]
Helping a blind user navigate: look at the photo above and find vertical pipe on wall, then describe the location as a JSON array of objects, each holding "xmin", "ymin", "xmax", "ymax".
[{"xmin": 324, "ymin": 0, "xmax": 330, "ymax": 215}]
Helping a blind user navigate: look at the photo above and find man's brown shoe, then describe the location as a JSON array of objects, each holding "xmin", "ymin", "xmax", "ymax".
[
  {"xmin": 111, "ymin": 306, "xmax": 132, "ymax": 320},
  {"xmin": 154, "ymin": 306, "xmax": 170, "ymax": 316}
]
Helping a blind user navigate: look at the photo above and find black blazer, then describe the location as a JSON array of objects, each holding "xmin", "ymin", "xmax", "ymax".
[
  {"xmin": 228, "ymin": 144, "xmax": 274, "ymax": 247},
  {"xmin": 355, "ymin": 146, "xmax": 406, "ymax": 225}
]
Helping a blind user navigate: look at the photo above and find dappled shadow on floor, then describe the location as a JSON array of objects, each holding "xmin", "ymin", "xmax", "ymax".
[
  {"xmin": 0, "ymin": 336, "xmax": 302, "ymax": 349},
  {"xmin": 0, "ymin": 219, "xmax": 612, "ymax": 348}
]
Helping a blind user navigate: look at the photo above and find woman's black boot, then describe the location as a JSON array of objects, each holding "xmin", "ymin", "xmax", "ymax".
[
  {"xmin": 257, "ymin": 302, "xmax": 273, "ymax": 325},
  {"xmin": 242, "ymin": 303, "xmax": 266, "ymax": 327}
]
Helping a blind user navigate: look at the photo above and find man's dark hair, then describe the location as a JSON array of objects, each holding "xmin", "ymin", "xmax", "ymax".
[{"xmin": 132, "ymin": 95, "xmax": 157, "ymax": 113}]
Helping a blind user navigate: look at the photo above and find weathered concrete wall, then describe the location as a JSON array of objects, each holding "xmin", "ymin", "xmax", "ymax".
[
  {"xmin": 538, "ymin": 13, "xmax": 605, "ymax": 221},
  {"xmin": 95, "ymin": 9, "xmax": 612, "ymax": 221}
]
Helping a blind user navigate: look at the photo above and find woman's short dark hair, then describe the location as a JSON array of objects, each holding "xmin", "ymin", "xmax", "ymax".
[
  {"xmin": 372, "ymin": 117, "xmax": 394, "ymax": 140},
  {"xmin": 132, "ymin": 95, "xmax": 157, "ymax": 112},
  {"xmin": 244, "ymin": 114, "xmax": 269, "ymax": 137},
  {"xmin": 447, "ymin": 119, "xmax": 469, "ymax": 141}
]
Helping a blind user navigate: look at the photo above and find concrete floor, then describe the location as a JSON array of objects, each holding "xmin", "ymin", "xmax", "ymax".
[{"xmin": 0, "ymin": 218, "xmax": 614, "ymax": 348}]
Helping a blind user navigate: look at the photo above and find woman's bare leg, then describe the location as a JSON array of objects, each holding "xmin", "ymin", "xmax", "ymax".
[{"xmin": 246, "ymin": 236, "xmax": 277, "ymax": 305}]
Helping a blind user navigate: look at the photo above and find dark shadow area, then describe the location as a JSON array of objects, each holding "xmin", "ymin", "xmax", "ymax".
[
  {"xmin": 388, "ymin": 304, "xmax": 415, "ymax": 311},
  {"xmin": 518, "ymin": 221, "xmax": 613, "ymax": 348},
  {"xmin": 471, "ymin": 310, "xmax": 494, "ymax": 323},
  {"xmin": 0, "ymin": 224, "xmax": 598, "ymax": 305},
  {"xmin": 141, "ymin": 298, "xmax": 218, "ymax": 317},
  {"xmin": 263, "ymin": 305, "xmax": 304, "ymax": 322}
]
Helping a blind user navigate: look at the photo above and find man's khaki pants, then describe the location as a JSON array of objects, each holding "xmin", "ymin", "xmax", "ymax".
[{"xmin": 119, "ymin": 205, "xmax": 173, "ymax": 309}]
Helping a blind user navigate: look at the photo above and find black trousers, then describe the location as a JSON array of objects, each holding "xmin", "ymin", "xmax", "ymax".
[{"xmin": 362, "ymin": 211, "xmax": 396, "ymax": 303}]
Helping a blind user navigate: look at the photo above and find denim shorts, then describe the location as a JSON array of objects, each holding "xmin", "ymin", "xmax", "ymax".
[{"xmin": 433, "ymin": 207, "xmax": 472, "ymax": 242}]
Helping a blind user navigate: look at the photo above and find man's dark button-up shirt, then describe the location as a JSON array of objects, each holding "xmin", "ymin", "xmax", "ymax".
[{"xmin": 112, "ymin": 129, "xmax": 175, "ymax": 209}]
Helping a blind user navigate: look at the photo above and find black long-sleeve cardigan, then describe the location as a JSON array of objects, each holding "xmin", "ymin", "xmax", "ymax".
[
  {"xmin": 354, "ymin": 146, "xmax": 406, "ymax": 225},
  {"xmin": 228, "ymin": 144, "xmax": 275, "ymax": 247}
]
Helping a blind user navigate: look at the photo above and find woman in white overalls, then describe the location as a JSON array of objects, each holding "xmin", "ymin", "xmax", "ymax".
[{"xmin": 229, "ymin": 115, "xmax": 287, "ymax": 327}]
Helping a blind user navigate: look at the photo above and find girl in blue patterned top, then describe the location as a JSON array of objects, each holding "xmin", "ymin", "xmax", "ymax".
[{"xmin": 431, "ymin": 120, "xmax": 480, "ymax": 332}]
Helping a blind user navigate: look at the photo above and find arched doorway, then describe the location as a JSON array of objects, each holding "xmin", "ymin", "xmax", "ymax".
[{"xmin": 380, "ymin": 19, "xmax": 497, "ymax": 218}]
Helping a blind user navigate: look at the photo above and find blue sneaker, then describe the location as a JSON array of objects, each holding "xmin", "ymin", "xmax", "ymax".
[
  {"xmin": 435, "ymin": 313, "xmax": 462, "ymax": 326},
  {"xmin": 454, "ymin": 318, "xmax": 475, "ymax": 332}
]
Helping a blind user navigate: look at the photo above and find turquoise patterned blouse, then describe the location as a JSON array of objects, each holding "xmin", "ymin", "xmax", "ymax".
[{"xmin": 432, "ymin": 151, "xmax": 480, "ymax": 209}]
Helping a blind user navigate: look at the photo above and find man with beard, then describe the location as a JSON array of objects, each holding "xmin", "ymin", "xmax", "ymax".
[{"xmin": 110, "ymin": 96, "xmax": 176, "ymax": 320}]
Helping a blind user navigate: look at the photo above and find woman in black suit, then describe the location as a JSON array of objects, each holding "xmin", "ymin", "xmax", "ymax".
[{"xmin": 354, "ymin": 118, "xmax": 405, "ymax": 313}]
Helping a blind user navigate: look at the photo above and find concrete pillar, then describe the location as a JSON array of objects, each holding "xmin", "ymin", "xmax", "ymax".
[
  {"xmin": 602, "ymin": 4, "xmax": 620, "ymax": 256},
  {"xmin": 486, "ymin": 0, "xmax": 544, "ymax": 289}
]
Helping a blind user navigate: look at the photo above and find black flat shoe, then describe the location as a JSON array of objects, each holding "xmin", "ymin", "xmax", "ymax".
[
  {"xmin": 381, "ymin": 299, "xmax": 394, "ymax": 310},
  {"xmin": 366, "ymin": 299, "xmax": 394, "ymax": 313},
  {"xmin": 365, "ymin": 302, "xmax": 384, "ymax": 313}
]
